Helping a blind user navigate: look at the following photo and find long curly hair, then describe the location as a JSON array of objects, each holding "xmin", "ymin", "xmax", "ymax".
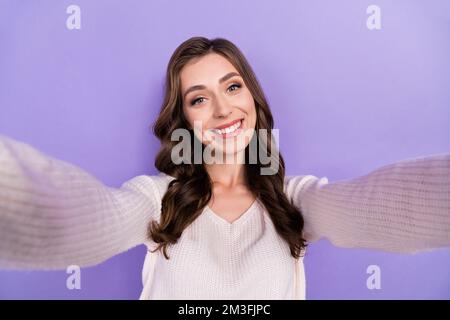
[{"xmin": 148, "ymin": 36, "xmax": 307, "ymax": 259}]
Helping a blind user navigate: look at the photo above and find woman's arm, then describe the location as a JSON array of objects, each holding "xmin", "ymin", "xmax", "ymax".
[
  {"xmin": 0, "ymin": 135, "xmax": 162, "ymax": 270},
  {"xmin": 285, "ymin": 153, "xmax": 450, "ymax": 253}
]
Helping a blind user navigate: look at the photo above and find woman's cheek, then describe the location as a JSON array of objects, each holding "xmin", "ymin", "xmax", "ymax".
[
  {"xmin": 203, "ymin": 129, "xmax": 214, "ymax": 144},
  {"xmin": 189, "ymin": 116, "xmax": 211, "ymax": 144}
]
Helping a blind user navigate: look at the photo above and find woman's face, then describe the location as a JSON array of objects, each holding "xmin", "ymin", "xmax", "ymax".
[{"xmin": 180, "ymin": 53, "xmax": 256, "ymax": 157}]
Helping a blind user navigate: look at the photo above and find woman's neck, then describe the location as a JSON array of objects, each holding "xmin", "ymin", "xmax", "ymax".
[{"xmin": 204, "ymin": 151, "xmax": 247, "ymax": 188}]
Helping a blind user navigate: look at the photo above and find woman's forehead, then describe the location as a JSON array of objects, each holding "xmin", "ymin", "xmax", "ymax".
[{"xmin": 180, "ymin": 53, "xmax": 239, "ymax": 89}]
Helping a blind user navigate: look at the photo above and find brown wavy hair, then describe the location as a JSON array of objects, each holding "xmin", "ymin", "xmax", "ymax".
[{"xmin": 148, "ymin": 36, "xmax": 307, "ymax": 259}]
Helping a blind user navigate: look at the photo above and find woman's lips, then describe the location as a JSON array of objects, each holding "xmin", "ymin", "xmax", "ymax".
[
  {"xmin": 213, "ymin": 118, "xmax": 242, "ymax": 130},
  {"xmin": 209, "ymin": 119, "xmax": 244, "ymax": 139}
]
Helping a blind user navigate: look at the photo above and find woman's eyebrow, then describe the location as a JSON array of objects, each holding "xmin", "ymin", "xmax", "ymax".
[
  {"xmin": 218, "ymin": 71, "xmax": 241, "ymax": 84},
  {"xmin": 183, "ymin": 72, "xmax": 241, "ymax": 100},
  {"xmin": 183, "ymin": 85, "xmax": 206, "ymax": 100}
]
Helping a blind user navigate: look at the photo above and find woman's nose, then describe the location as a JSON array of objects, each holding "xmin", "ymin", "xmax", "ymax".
[{"xmin": 213, "ymin": 95, "xmax": 232, "ymax": 118}]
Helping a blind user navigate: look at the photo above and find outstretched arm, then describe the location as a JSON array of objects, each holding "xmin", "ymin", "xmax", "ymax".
[
  {"xmin": 0, "ymin": 135, "xmax": 162, "ymax": 270},
  {"xmin": 285, "ymin": 153, "xmax": 450, "ymax": 253}
]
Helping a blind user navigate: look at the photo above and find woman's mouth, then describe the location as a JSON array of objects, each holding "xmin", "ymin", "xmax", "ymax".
[{"xmin": 210, "ymin": 118, "xmax": 244, "ymax": 139}]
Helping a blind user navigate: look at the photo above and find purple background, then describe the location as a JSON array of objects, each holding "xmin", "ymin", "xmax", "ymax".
[{"xmin": 0, "ymin": 0, "xmax": 449, "ymax": 299}]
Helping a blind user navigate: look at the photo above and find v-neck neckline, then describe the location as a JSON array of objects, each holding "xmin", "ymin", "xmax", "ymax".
[{"xmin": 205, "ymin": 198, "xmax": 260, "ymax": 227}]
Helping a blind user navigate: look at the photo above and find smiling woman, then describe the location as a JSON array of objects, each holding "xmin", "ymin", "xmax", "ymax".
[
  {"xmin": 0, "ymin": 36, "xmax": 449, "ymax": 300},
  {"xmin": 181, "ymin": 57, "xmax": 256, "ymax": 157},
  {"xmin": 149, "ymin": 37, "xmax": 305, "ymax": 262},
  {"xmin": 180, "ymin": 49, "xmax": 257, "ymax": 156}
]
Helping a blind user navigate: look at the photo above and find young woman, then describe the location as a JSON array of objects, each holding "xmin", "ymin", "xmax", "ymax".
[{"xmin": 0, "ymin": 37, "xmax": 449, "ymax": 300}]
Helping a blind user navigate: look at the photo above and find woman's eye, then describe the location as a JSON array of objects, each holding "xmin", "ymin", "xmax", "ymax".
[
  {"xmin": 227, "ymin": 83, "xmax": 241, "ymax": 92},
  {"xmin": 191, "ymin": 97, "xmax": 205, "ymax": 106}
]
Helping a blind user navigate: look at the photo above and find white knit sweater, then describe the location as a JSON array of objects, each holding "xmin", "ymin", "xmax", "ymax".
[{"xmin": 0, "ymin": 135, "xmax": 449, "ymax": 299}]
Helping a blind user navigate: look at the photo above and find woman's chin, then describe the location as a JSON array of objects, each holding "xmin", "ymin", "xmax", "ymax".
[{"xmin": 204, "ymin": 144, "xmax": 248, "ymax": 162}]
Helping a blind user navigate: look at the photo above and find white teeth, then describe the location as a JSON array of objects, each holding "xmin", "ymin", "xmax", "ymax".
[{"xmin": 214, "ymin": 120, "xmax": 241, "ymax": 135}]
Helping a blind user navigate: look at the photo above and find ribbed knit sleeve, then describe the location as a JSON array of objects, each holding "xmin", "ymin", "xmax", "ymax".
[
  {"xmin": 0, "ymin": 135, "xmax": 162, "ymax": 270},
  {"xmin": 285, "ymin": 153, "xmax": 450, "ymax": 253}
]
